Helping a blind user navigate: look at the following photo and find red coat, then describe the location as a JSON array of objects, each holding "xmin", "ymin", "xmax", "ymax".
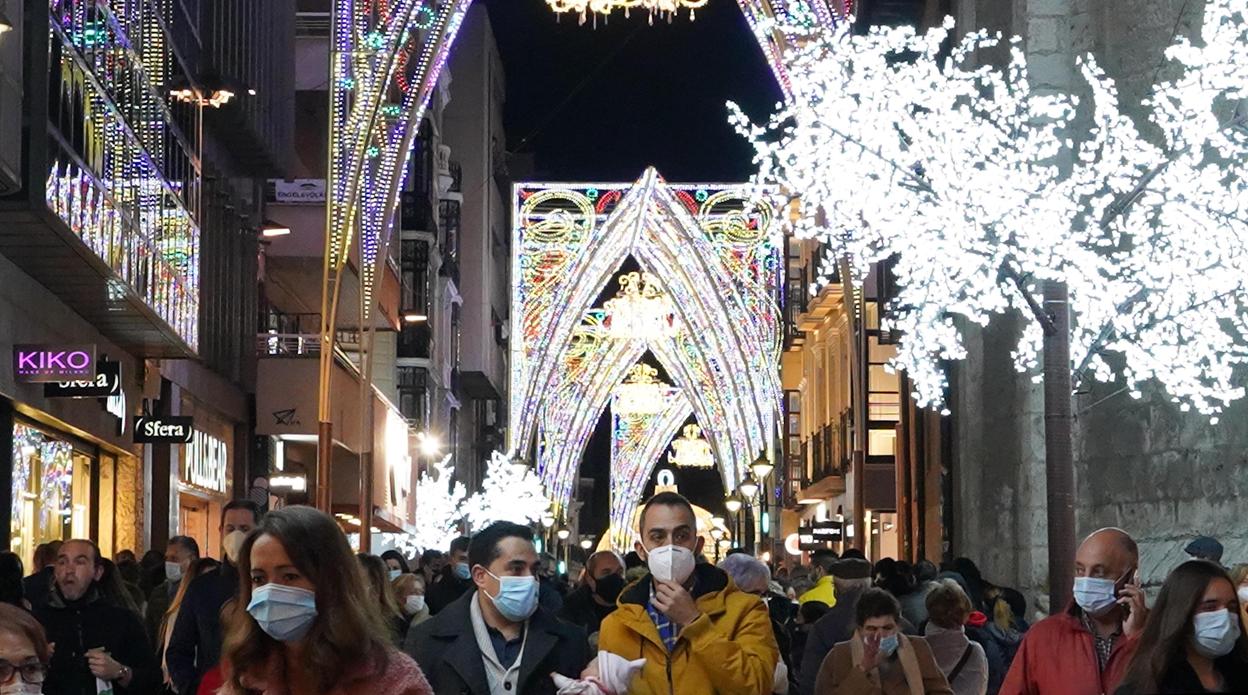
[
  {"xmin": 217, "ymin": 648, "xmax": 433, "ymax": 695},
  {"xmin": 1000, "ymin": 611, "xmax": 1138, "ymax": 695}
]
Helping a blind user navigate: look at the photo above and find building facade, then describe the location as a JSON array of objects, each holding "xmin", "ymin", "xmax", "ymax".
[{"xmin": 0, "ymin": 0, "xmax": 295, "ymax": 565}]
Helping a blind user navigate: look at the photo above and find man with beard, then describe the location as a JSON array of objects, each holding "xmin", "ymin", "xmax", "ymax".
[
  {"xmin": 34, "ymin": 540, "xmax": 159, "ymax": 695},
  {"xmin": 560, "ymin": 551, "xmax": 626, "ymax": 642}
]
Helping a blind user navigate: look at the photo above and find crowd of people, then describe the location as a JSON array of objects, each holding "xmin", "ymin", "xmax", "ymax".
[{"xmin": 1, "ymin": 493, "xmax": 1246, "ymax": 695}]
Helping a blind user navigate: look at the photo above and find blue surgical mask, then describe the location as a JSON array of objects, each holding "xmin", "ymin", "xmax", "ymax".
[
  {"xmin": 1073, "ymin": 576, "xmax": 1119, "ymax": 616},
  {"xmin": 247, "ymin": 583, "xmax": 318, "ymax": 642},
  {"xmin": 388, "ymin": 568, "xmax": 402, "ymax": 582},
  {"xmin": 879, "ymin": 634, "xmax": 900, "ymax": 657},
  {"xmin": 1192, "ymin": 609, "xmax": 1241, "ymax": 658},
  {"xmin": 485, "ymin": 570, "xmax": 540, "ymax": 622},
  {"xmin": 454, "ymin": 562, "xmax": 471, "ymax": 580}
]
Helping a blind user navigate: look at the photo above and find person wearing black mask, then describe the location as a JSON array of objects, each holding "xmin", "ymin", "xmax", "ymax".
[{"xmin": 560, "ymin": 551, "xmax": 626, "ymax": 642}]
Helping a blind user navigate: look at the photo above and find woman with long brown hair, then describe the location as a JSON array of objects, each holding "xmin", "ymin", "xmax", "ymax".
[
  {"xmin": 158, "ymin": 557, "xmax": 220, "ymax": 690},
  {"xmin": 358, "ymin": 553, "xmax": 407, "ymax": 646},
  {"xmin": 220, "ymin": 506, "xmax": 433, "ymax": 695},
  {"xmin": 1116, "ymin": 560, "xmax": 1248, "ymax": 694}
]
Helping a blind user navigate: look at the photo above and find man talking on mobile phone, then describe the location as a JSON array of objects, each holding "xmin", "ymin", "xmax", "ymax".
[{"xmin": 1001, "ymin": 528, "xmax": 1148, "ymax": 695}]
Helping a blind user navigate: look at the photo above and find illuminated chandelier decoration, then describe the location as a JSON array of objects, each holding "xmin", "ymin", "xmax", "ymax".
[
  {"xmin": 546, "ymin": 0, "xmax": 707, "ymax": 23},
  {"xmin": 668, "ymin": 423, "xmax": 714, "ymax": 468},
  {"xmin": 510, "ymin": 169, "xmax": 783, "ymax": 506},
  {"xmin": 613, "ymin": 364, "xmax": 669, "ymax": 415},
  {"xmin": 604, "ymin": 272, "xmax": 677, "ymax": 341}
]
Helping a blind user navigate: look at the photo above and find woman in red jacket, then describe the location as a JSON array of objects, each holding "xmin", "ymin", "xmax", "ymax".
[{"xmin": 218, "ymin": 506, "xmax": 433, "ymax": 695}]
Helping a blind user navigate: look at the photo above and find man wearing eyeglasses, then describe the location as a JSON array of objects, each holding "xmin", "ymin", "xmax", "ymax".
[{"xmin": 32, "ymin": 540, "xmax": 159, "ymax": 695}]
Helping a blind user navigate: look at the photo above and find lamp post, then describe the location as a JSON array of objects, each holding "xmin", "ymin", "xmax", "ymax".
[
  {"xmin": 737, "ymin": 472, "xmax": 759, "ymax": 553},
  {"xmin": 710, "ymin": 527, "xmax": 725, "ymax": 562},
  {"xmin": 750, "ymin": 451, "xmax": 773, "ymax": 555},
  {"xmin": 725, "ymin": 493, "xmax": 743, "ymax": 547},
  {"xmin": 557, "ymin": 527, "xmax": 571, "ymax": 575}
]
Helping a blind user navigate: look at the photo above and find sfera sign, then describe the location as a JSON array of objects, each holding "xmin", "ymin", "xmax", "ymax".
[
  {"xmin": 14, "ymin": 344, "xmax": 96, "ymax": 382},
  {"xmin": 44, "ymin": 359, "xmax": 121, "ymax": 398},
  {"xmin": 133, "ymin": 416, "xmax": 194, "ymax": 444}
]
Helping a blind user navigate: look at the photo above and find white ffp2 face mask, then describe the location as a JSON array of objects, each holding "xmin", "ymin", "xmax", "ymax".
[{"xmin": 645, "ymin": 544, "xmax": 696, "ymax": 585}]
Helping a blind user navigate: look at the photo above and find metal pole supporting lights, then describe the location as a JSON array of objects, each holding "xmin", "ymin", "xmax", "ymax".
[
  {"xmin": 750, "ymin": 451, "xmax": 772, "ymax": 553},
  {"xmin": 724, "ymin": 493, "xmax": 743, "ymax": 545}
]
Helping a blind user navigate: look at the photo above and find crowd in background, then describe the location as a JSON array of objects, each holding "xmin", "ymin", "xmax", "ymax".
[{"xmin": 2, "ymin": 496, "xmax": 1247, "ymax": 695}]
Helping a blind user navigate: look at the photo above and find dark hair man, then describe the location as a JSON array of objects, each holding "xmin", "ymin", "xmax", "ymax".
[
  {"xmin": 167, "ymin": 499, "xmax": 262, "ymax": 695},
  {"xmin": 797, "ymin": 556, "xmax": 874, "ymax": 694},
  {"xmin": 426, "ymin": 536, "xmax": 474, "ymax": 615},
  {"xmin": 33, "ymin": 539, "xmax": 160, "ymax": 694},
  {"xmin": 406, "ymin": 521, "xmax": 588, "ymax": 694},
  {"xmin": 597, "ymin": 491, "xmax": 779, "ymax": 693},
  {"xmin": 22, "ymin": 540, "xmax": 63, "ymax": 609},
  {"xmin": 559, "ymin": 550, "xmax": 625, "ymax": 638}
]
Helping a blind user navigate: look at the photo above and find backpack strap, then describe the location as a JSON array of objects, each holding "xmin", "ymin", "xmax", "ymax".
[{"xmin": 948, "ymin": 643, "xmax": 975, "ymax": 684}]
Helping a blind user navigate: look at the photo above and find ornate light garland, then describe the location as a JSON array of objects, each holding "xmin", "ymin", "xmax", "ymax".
[{"xmin": 510, "ymin": 169, "xmax": 782, "ymax": 503}]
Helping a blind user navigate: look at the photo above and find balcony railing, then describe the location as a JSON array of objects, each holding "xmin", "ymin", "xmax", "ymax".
[{"xmin": 258, "ymin": 332, "xmax": 321, "ymax": 357}]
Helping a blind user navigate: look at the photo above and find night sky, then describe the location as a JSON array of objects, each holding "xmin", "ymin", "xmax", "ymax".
[
  {"xmin": 482, "ymin": 0, "xmax": 783, "ymax": 540},
  {"xmin": 483, "ymin": 0, "xmax": 785, "ymax": 182}
]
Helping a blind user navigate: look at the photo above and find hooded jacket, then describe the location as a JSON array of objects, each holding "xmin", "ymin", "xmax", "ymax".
[
  {"xmin": 999, "ymin": 609, "xmax": 1137, "ymax": 695},
  {"xmin": 34, "ymin": 585, "xmax": 161, "ymax": 695},
  {"xmin": 596, "ymin": 563, "xmax": 779, "ymax": 695}
]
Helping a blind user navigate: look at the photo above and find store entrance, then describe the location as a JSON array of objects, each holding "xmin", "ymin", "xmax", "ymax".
[{"xmin": 177, "ymin": 492, "xmax": 220, "ymax": 559}]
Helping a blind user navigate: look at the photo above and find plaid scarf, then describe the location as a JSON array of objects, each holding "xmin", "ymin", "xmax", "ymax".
[{"xmin": 646, "ymin": 589, "xmax": 680, "ymax": 652}]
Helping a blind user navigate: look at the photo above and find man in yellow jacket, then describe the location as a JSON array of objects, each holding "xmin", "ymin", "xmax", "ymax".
[{"xmin": 598, "ymin": 491, "xmax": 779, "ymax": 694}]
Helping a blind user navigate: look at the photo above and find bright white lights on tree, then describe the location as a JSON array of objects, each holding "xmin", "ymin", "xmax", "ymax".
[
  {"xmin": 733, "ymin": 2, "xmax": 1248, "ymax": 415},
  {"xmin": 408, "ymin": 454, "xmax": 467, "ymax": 554},
  {"xmin": 464, "ymin": 451, "xmax": 553, "ymax": 532}
]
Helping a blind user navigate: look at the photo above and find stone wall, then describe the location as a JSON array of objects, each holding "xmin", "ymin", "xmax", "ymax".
[{"xmin": 947, "ymin": 0, "xmax": 1248, "ymax": 614}]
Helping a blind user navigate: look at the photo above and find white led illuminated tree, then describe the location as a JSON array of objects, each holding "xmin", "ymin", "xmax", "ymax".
[
  {"xmin": 464, "ymin": 451, "xmax": 553, "ymax": 532},
  {"xmin": 410, "ymin": 455, "xmax": 468, "ymax": 554},
  {"xmin": 734, "ymin": 0, "xmax": 1248, "ymax": 607}
]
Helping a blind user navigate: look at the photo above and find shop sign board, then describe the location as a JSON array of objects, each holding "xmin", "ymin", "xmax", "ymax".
[
  {"xmin": 133, "ymin": 416, "xmax": 195, "ymax": 444},
  {"xmin": 270, "ymin": 179, "xmax": 325, "ymax": 204},
  {"xmin": 44, "ymin": 359, "xmax": 120, "ymax": 398},
  {"xmin": 183, "ymin": 430, "xmax": 229, "ymax": 495},
  {"xmin": 14, "ymin": 344, "xmax": 96, "ymax": 382},
  {"xmin": 811, "ymin": 519, "xmax": 844, "ymax": 542}
]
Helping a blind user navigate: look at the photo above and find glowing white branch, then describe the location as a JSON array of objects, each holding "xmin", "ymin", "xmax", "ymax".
[{"xmin": 735, "ymin": 2, "xmax": 1248, "ymax": 417}]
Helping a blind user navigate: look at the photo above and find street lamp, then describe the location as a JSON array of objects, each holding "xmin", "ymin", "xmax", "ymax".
[
  {"xmin": 750, "ymin": 451, "xmax": 773, "ymax": 481},
  {"xmin": 738, "ymin": 473, "xmax": 759, "ymax": 500},
  {"xmin": 579, "ymin": 538, "xmax": 593, "ymax": 550},
  {"xmin": 724, "ymin": 494, "xmax": 743, "ymax": 514},
  {"xmin": 557, "ymin": 528, "xmax": 571, "ymax": 541}
]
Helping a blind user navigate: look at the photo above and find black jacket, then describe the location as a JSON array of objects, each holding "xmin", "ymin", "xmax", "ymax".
[
  {"xmin": 166, "ymin": 562, "xmax": 238, "ymax": 695},
  {"xmin": 797, "ymin": 586, "xmax": 865, "ymax": 695},
  {"xmin": 406, "ymin": 590, "xmax": 589, "ymax": 695},
  {"xmin": 558, "ymin": 585, "xmax": 616, "ymax": 637},
  {"xmin": 34, "ymin": 586, "xmax": 160, "ymax": 695},
  {"xmin": 1115, "ymin": 656, "xmax": 1248, "ymax": 695},
  {"xmin": 23, "ymin": 567, "xmax": 53, "ymax": 608},
  {"xmin": 426, "ymin": 568, "xmax": 473, "ymax": 615}
]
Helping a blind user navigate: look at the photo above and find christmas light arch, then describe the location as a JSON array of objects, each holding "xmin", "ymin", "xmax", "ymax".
[{"xmin": 511, "ymin": 168, "xmax": 783, "ymax": 510}]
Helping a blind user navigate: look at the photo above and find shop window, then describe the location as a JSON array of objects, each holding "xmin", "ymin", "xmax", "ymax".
[{"xmin": 10, "ymin": 423, "xmax": 92, "ymax": 570}]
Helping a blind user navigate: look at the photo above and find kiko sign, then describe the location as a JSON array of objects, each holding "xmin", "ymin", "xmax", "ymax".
[{"xmin": 14, "ymin": 345, "xmax": 96, "ymax": 382}]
